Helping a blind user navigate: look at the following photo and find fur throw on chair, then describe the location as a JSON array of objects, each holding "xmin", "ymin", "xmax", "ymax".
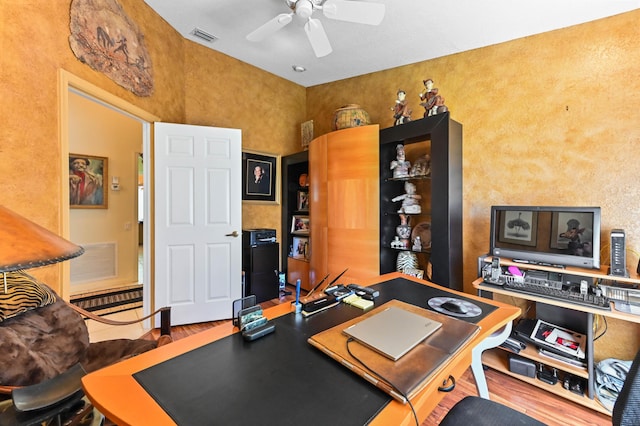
[{"xmin": 0, "ymin": 273, "xmax": 160, "ymax": 388}]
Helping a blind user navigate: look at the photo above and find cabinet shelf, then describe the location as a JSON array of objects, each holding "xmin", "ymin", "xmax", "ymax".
[
  {"xmin": 385, "ymin": 175, "xmax": 431, "ymax": 182},
  {"xmin": 482, "ymin": 349, "xmax": 609, "ymax": 415},
  {"xmin": 384, "ymin": 245, "xmax": 431, "ymax": 254},
  {"xmin": 475, "ymin": 254, "xmax": 640, "ymax": 416},
  {"xmin": 379, "ymin": 114, "xmax": 462, "ymax": 290}
]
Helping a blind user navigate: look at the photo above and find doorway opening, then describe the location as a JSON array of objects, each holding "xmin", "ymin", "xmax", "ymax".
[{"xmin": 59, "ymin": 70, "xmax": 159, "ymax": 330}]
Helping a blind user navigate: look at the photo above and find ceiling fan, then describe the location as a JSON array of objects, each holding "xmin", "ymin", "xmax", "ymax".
[{"xmin": 246, "ymin": 0, "xmax": 385, "ymax": 58}]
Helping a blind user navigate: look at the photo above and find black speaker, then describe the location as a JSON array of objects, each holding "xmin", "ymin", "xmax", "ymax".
[
  {"xmin": 609, "ymin": 229, "xmax": 627, "ymax": 277},
  {"xmin": 508, "ymin": 354, "xmax": 536, "ymax": 378}
]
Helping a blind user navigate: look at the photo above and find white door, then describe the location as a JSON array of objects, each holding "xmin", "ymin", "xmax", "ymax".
[{"xmin": 154, "ymin": 122, "xmax": 242, "ymax": 325}]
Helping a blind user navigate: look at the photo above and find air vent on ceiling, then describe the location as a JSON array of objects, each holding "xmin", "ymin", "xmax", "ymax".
[{"xmin": 191, "ymin": 27, "xmax": 217, "ymax": 43}]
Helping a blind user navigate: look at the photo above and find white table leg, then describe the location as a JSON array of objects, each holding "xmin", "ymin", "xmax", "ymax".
[{"xmin": 471, "ymin": 321, "xmax": 513, "ymax": 399}]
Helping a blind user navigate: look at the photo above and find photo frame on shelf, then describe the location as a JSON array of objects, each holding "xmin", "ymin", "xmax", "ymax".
[
  {"xmin": 69, "ymin": 153, "xmax": 108, "ymax": 209},
  {"xmin": 242, "ymin": 150, "xmax": 280, "ymax": 204},
  {"xmin": 291, "ymin": 215, "xmax": 310, "ymax": 235},
  {"xmin": 292, "ymin": 236, "xmax": 309, "ymax": 259},
  {"xmin": 498, "ymin": 210, "xmax": 537, "ymax": 246},
  {"xmin": 297, "ymin": 190, "xmax": 309, "ymax": 211}
]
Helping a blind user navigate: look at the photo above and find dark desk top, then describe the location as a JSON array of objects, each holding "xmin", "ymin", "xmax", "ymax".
[{"xmin": 83, "ymin": 273, "xmax": 519, "ymax": 426}]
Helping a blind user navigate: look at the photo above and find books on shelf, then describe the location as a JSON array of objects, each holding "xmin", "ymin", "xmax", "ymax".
[
  {"xmin": 538, "ymin": 348, "xmax": 587, "ymax": 369},
  {"xmin": 531, "ymin": 319, "xmax": 586, "ymax": 360}
]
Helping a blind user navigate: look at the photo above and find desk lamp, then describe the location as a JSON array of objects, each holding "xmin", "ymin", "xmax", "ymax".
[{"xmin": 0, "ymin": 205, "xmax": 84, "ymax": 293}]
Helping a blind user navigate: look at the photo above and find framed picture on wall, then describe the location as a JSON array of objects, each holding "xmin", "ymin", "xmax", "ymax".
[
  {"xmin": 242, "ymin": 150, "xmax": 280, "ymax": 204},
  {"xmin": 69, "ymin": 153, "xmax": 108, "ymax": 209}
]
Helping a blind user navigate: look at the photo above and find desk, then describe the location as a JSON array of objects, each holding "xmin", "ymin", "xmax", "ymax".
[{"xmin": 83, "ymin": 273, "xmax": 519, "ymax": 425}]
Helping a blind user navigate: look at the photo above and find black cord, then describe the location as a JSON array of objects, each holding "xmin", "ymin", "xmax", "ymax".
[
  {"xmin": 345, "ymin": 338, "xmax": 419, "ymax": 426},
  {"xmin": 594, "ymin": 315, "xmax": 608, "ymax": 341}
]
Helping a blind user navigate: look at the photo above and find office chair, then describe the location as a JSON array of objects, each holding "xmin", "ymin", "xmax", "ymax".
[{"xmin": 440, "ymin": 348, "xmax": 640, "ymax": 426}]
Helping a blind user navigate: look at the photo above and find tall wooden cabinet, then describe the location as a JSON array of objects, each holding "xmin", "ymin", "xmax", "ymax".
[
  {"xmin": 309, "ymin": 125, "xmax": 380, "ymax": 287},
  {"xmin": 379, "ymin": 113, "xmax": 463, "ymax": 290},
  {"xmin": 285, "ymin": 115, "xmax": 462, "ymax": 292}
]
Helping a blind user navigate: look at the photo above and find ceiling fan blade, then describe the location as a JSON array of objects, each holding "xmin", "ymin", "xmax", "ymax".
[
  {"xmin": 246, "ymin": 13, "xmax": 293, "ymax": 42},
  {"xmin": 322, "ymin": 0, "xmax": 385, "ymax": 25},
  {"xmin": 304, "ymin": 18, "xmax": 332, "ymax": 57}
]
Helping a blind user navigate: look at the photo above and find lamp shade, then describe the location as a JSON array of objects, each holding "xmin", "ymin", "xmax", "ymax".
[{"xmin": 0, "ymin": 206, "xmax": 84, "ymax": 272}]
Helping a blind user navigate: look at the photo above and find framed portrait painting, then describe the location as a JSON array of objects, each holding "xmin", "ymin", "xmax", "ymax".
[
  {"xmin": 69, "ymin": 153, "xmax": 108, "ymax": 209},
  {"xmin": 242, "ymin": 150, "xmax": 280, "ymax": 204}
]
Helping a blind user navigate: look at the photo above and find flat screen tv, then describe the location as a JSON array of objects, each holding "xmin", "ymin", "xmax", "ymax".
[{"xmin": 489, "ymin": 206, "xmax": 601, "ymax": 270}]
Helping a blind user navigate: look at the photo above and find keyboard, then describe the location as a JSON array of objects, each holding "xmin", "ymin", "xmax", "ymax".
[{"xmin": 501, "ymin": 280, "xmax": 611, "ymax": 310}]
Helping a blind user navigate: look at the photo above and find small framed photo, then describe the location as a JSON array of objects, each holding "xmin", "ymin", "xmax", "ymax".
[
  {"xmin": 69, "ymin": 153, "xmax": 108, "ymax": 209},
  {"xmin": 297, "ymin": 190, "xmax": 309, "ymax": 211},
  {"xmin": 292, "ymin": 236, "xmax": 309, "ymax": 259},
  {"xmin": 242, "ymin": 150, "xmax": 280, "ymax": 204},
  {"xmin": 291, "ymin": 215, "xmax": 310, "ymax": 235}
]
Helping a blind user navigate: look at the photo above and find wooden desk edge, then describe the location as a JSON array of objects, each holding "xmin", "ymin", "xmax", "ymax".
[{"xmin": 82, "ymin": 272, "xmax": 520, "ymax": 426}]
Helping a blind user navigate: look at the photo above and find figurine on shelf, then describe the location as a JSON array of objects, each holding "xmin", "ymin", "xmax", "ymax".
[
  {"xmin": 390, "ymin": 236, "xmax": 404, "ymax": 249},
  {"xmin": 391, "ymin": 89, "xmax": 412, "ymax": 126},
  {"xmin": 419, "ymin": 79, "xmax": 448, "ymax": 117},
  {"xmin": 392, "ymin": 181, "xmax": 422, "ymax": 214},
  {"xmin": 412, "ymin": 236, "xmax": 422, "ymax": 252},
  {"xmin": 396, "ymin": 214, "xmax": 412, "ymax": 248},
  {"xmin": 390, "ymin": 144, "xmax": 411, "ymax": 178},
  {"xmin": 410, "ymin": 154, "xmax": 431, "ymax": 177},
  {"xmin": 396, "ymin": 251, "xmax": 418, "ymax": 273}
]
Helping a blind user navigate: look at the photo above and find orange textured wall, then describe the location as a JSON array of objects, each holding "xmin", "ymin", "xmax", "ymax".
[
  {"xmin": 307, "ymin": 10, "xmax": 640, "ymax": 293},
  {"xmin": 0, "ymin": 0, "xmax": 305, "ymax": 290}
]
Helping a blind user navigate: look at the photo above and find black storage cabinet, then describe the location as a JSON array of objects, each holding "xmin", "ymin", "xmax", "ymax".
[{"xmin": 242, "ymin": 232, "xmax": 279, "ymax": 303}]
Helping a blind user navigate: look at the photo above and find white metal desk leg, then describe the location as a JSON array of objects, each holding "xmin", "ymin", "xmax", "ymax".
[{"xmin": 471, "ymin": 321, "xmax": 513, "ymax": 399}]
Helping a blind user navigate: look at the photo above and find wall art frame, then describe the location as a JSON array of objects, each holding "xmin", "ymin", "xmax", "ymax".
[
  {"xmin": 242, "ymin": 150, "xmax": 280, "ymax": 204},
  {"xmin": 69, "ymin": 153, "xmax": 108, "ymax": 209}
]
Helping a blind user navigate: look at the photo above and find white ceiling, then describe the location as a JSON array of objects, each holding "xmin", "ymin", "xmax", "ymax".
[{"xmin": 144, "ymin": 0, "xmax": 639, "ymax": 87}]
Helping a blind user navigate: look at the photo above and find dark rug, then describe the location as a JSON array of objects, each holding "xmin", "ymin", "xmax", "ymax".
[{"xmin": 70, "ymin": 286, "xmax": 143, "ymax": 317}]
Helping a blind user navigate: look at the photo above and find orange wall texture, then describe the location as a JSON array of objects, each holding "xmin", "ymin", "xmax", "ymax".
[
  {"xmin": 1, "ymin": 3, "xmax": 638, "ymax": 356},
  {"xmin": 306, "ymin": 10, "xmax": 640, "ymax": 291},
  {"xmin": 0, "ymin": 0, "xmax": 305, "ymax": 290}
]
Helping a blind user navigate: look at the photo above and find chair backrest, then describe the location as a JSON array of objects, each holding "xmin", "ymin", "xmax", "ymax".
[{"xmin": 612, "ymin": 348, "xmax": 640, "ymax": 426}]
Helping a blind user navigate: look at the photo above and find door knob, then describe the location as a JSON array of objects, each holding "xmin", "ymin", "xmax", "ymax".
[{"xmin": 225, "ymin": 231, "xmax": 239, "ymax": 237}]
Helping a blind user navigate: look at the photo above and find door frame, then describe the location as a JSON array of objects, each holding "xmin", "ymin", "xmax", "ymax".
[{"xmin": 58, "ymin": 70, "xmax": 160, "ymax": 323}]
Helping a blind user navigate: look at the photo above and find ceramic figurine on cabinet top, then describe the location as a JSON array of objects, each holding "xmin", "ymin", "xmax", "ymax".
[
  {"xmin": 392, "ymin": 181, "xmax": 422, "ymax": 214},
  {"xmin": 390, "ymin": 144, "xmax": 411, "ymax": 178},
  {"xmin": 419, "ymin": 79, "xmax": 448, "ymax": 117},
  {"xmin": 391, "ymin": 89, "xmax": 412, "ymax": 126}
]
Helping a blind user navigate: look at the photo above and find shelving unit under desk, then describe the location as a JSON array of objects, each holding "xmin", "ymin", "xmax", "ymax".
[{"xmin": 473, "ymin": 257, "xmax": 640, "ymax": 415}]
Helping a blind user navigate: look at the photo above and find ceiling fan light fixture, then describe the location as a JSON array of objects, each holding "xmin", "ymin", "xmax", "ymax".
[{"xmin": 296, "ymin": 0, "xmax": 314, "ymax": 19}]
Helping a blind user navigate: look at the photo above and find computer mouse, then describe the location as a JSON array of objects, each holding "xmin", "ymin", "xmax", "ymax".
[{"xmin": 441, "ymin": 300, "xmax": 468, "ymax": 315}]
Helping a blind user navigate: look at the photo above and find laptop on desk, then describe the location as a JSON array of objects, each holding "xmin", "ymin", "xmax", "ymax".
[{"xmin": 343, "ymin": 306, "xmax": 442, "ymax": 361}]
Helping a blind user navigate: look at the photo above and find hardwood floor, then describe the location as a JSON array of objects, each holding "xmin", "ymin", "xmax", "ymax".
[{"xmin": 143, "ymin": 290, "xmax": 611, "ymax": 426}]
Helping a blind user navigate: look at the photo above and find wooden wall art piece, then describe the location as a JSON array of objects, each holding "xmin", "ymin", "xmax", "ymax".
[{"xmin": 69, "ymin": 0, "xmax": 154, "ymax": 97}]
